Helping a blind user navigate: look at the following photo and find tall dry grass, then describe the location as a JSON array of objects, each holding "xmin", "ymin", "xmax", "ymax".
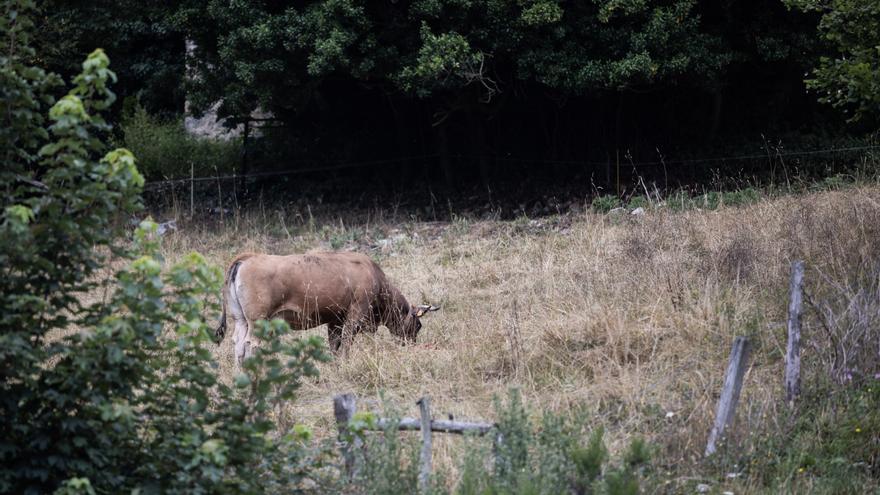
[{"xmin": 157, "ymin": 186, "xmax": 880, "ymax": 487}]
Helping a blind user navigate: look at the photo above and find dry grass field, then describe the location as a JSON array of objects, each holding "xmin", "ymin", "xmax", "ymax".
[{"xmin": 158, "ymin": 185, "xmax": 880, "ymax": 491}]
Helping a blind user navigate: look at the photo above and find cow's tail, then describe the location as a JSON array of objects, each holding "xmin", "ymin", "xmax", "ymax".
[{"xmin": 214, "ymin": 252, "xmax": 257, "ymax": 344}]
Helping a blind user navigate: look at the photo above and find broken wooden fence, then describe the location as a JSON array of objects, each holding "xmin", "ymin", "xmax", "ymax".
[
  {"xmin": 334, "ymin": 393, "xmax": 496, "ymax": 492},
  {"xmin": 704, "ymin": 259, "xmax": 806, "ymax": 456}
]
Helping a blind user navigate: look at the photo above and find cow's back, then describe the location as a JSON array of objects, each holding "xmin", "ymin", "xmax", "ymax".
[{"xmin": 238, "ymin": 252, "xmax": 387, "ymax": 320}]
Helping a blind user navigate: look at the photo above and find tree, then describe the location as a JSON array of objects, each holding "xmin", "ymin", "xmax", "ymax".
[
  {"xmin": 1, "ymin": 2, "xmax": 329, "ymax": 492},
  {"xmin": 32, "ymin": 0, "xmax": 186, "ymax": 118},
  {"xmin": 788, "ymin": 0, "xmax": 880, "ymax": 123}
]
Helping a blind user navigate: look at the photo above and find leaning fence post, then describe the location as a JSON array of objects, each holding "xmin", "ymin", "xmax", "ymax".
[
  {"xmin": 417, "ymin": 396, "xmax": 433, "ymax": 493},
  {"xmin": 785, "ymin": 260, "xmax": 805, "ymax": 405},
  {"xmin": 334, "ymin": 393, "xmax": 359, "ymax": 479},
  {"xmin": 705, "ymin": 336, "xmax": 751, "ymax": 457}
]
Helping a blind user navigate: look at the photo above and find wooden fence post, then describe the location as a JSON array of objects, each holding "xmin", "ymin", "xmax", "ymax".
[
  {"xmin": 189, "ymin": 162, "xmax": 194, "ymax": 219},
  {"xmin": 785, "ymin": 260, "xmax": 805, "ymax": 404},
  {"xmin": 705, "ymin": 336, "xmax": 751, "ymax": 456},
  {"xmin": 334, "ymin": 393, "xmax": 359, "ymax": 479},
  {"xmin": 417, "ymin": 396, "xmax": 432, "ymax": 493},
  {"xmin": 492, "ymin": 430, "xmax": 504, "ymax": 471},
  {"xmin": 331, "ymin": 394, "xmax": 496, "ymax": 486}
]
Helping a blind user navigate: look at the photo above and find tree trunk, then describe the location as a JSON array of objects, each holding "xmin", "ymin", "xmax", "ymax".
[
  {"xmin": 435, "ymin": 124, "xmax": 453, "ymax": 189},
  {"xmin": 239, "ymin": 120, "xmax": 250, "ymax": 206},
  {"xmin": 467, "ymin": 109, "xmax": 490, "ymax": 187},
  {"xmin": 709, "ymin": 89, "xmax": 723, "ymax": 143},
  {"xmin": 615, "ymin": 92, "xmax": 626, "ymax": 153},
  {"xmin": 387, "ymin": 93, "xmax": 409, "ymax": 191}
]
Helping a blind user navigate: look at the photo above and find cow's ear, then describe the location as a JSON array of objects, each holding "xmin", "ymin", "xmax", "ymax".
[{"xmin": 414, "ymin": 304, "xmax": 440, "ymax": 317}]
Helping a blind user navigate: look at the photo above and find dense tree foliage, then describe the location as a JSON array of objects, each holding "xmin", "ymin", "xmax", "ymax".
[
  {"xmin": 28, "ymin": 1, "xmax": 874, "ymax": 186},
  {"xmin": 788, "ymin": 0, "xmax": 880, "ymax": 123},
  {"xmin": 176, "ymin": 0, "xmax": 818, "ymax": 110},
  {"xmin": 32, "ymin": 0, "xmax": 185, "ymax": 117},
  {"xmin": 169, "ymin": 0, "xmax": 829, "ymax": 185}
]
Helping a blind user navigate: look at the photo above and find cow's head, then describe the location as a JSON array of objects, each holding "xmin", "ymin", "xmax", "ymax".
[{"xmin": 390, "ymin": 304, "xmax": 440, "ymax": 343}]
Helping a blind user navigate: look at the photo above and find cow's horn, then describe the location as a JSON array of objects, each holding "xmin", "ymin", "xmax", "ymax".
[{"xmin": 417, "ymin": 304, "xmax": 440, "ymax": 314}]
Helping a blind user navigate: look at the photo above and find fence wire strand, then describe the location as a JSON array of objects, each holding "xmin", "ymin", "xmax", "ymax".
[{"xmin": 142, "ymin": 144, "xmax": 879, "ymax": 192}]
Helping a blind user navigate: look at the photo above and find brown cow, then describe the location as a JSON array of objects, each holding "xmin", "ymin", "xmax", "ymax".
[{"xmin": 214, "ymin": 252, "xmax": 439, "ymax": 365}]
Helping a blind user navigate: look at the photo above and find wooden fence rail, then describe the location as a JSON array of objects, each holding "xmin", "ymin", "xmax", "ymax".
[{"xmin": 375, "ymin": 417, "xmax": 495, "ymax": 434}]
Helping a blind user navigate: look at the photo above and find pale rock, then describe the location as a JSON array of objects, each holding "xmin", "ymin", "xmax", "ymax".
[{"xmin": 157, "ymin": 220, "xmax": 177, "ymax": 236}]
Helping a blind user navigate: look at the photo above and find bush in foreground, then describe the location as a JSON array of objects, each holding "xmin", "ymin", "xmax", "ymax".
[
  {"xmin": 348, "ymin": 390, "xmax": 650, "ymax": 495},
  {"xmin": 1, "ymin": 3, "xmax": 329, "ymax": 492}
]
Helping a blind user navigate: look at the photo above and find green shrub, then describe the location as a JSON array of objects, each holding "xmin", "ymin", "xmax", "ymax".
[
  {"xmin": 493, "ymin": 388, "xmax": 533, "ymax": 487},
  {"xmin": 351, "ymin": 409, "xmax": 421, "ymax": 495},
  {"xmin": 738, "ymin": 382, "xmax": 880, "ymax": 494},
  {"xmin": 663, "ymin": 188, "xmax": 763, "ymax": 212},
  {"xmin": 697, "ymin": 191, "xmax": 722, "ymax": 210},
  {"xmin": 571, "ymin": 428, "xmax": 608, "ymax": 492},
  {"xmin": 664, "ymin": 190, "xmax": 692, "ymax": 211},
  {"xmin": 627, "ymin": 195, "xmax": 650, "ymax": 210},
  {"xmin": 592, "ymin": 195, "xmax": 622, "ymax": 213},
  {"xmin": 454, "ymin": 436, "xmax": 493, "ymax": 495},
  {"xmin": 721, "ymin": 187, "xmax": 761, "ymax": 207},
  {"xmin": 0, "ymin": 7, "xmax": 329, "ymax": 492},
  {"xmin": 340, "ymin": 390, "xmax": 650, "ymax": 495},
  {"xmin": 811, "ymin": 173, "xmax": 852, "ymax": 191},
  {"xmin": 456, "ymin": 390, "xmax": 648, "ymax": 495},
  {"xmin": 119, "ymin": 105, "xmax": 241, "ymax": 180}
]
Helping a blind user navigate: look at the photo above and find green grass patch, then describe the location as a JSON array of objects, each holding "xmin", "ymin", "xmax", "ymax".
[{"xmin": 118, "ymin": 105, "xmax": 241, "ymax": 181}]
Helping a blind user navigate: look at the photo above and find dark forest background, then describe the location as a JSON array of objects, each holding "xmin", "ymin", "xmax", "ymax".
[{"xmin": 31, "ymin": 0, "xmax": 880, "ymax": 197}]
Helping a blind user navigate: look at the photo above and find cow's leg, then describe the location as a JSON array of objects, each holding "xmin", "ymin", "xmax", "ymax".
[
  {"xmin": 228, "ymin": 263, "xmax": 253, "ymax": 369},
  {"xmin": 339, "ymin": 303, "xmax": 376, "ymax": 356},
  {"xmin": 233, "ymin": 317, "xmax": 250, "ymax": 369},
  {"xmin": 328, "ymin": 323, "xmax": 344, "ymax": 354},
  {"xmin": 245, "ymin": 318, "xmax": 261, "ymax": 361},
  {"xmin": 338, "ymin": 317, "xmax": 361, "ymax": 357}
]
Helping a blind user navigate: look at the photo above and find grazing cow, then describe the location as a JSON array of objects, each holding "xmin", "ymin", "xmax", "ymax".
[{"xmin": 214, "ymin": 252, "xmax": 439, "ymax": 366}]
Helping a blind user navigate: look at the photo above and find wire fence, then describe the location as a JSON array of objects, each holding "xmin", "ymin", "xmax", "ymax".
[
  {"xmin": 142, "ymin": 154, "xmax": 441, "ymax": 192},
  {"xmin": 142, "ymin": 144, "xmax": 879, "ymax": 192}
]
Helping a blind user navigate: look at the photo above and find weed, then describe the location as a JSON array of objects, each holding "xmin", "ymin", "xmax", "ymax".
[
  {"xmin": 118, "ymin": 105, "xmax": 241, "ymax": 180},
  {"xmin": 351, "ymin": 408, "xmax": 421, "ymax": 495},
  {"xmin": 591, "ymin": 195, "xmax": 622, "ymax": 213},
  {"xmin": 722, "ymin": 187, "xmax": 761, "ymax": 207},
  {"xmin": 664, "ymin": 190, "xmax": 692, "ymax": 211},
  {"xmin": 730, "ymin": 382, "xmax": 880, "ymax": 494},
  {"xmin": 698, "ymin": 191, "xmax": 722, "ymax": 210},
  {"xmin": 811, "ymin": 173, "xmax": 853, "ymax": 191},
  {"xmin": 627, "ymin": 195, "xmax": 650, "ymax": 210}
]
